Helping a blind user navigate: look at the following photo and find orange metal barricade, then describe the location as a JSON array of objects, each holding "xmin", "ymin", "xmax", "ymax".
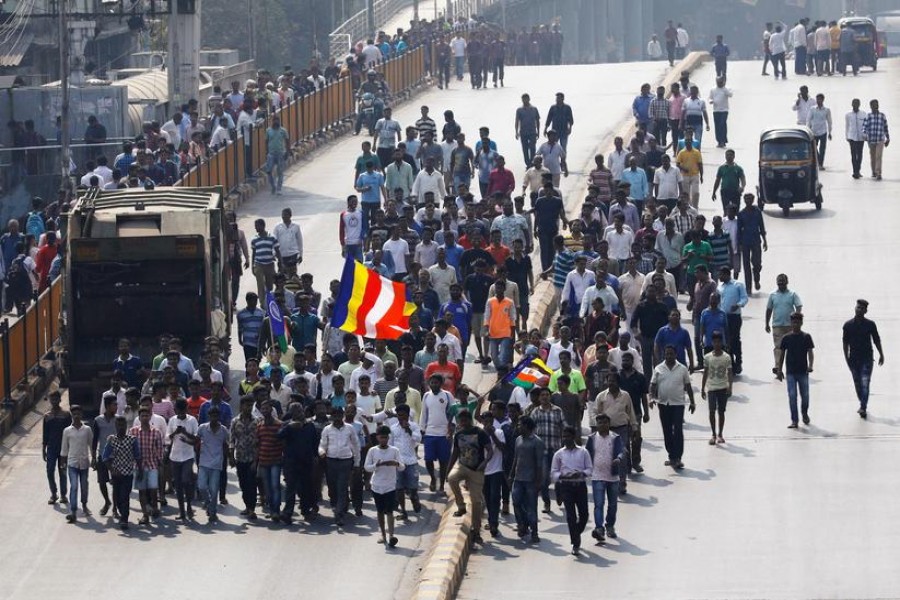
[
  {"xmin": 8, "ymin": 318, "xmax": 25, "ymax": 389},
  {"xmin": 50, "ymin": 279, "xmax": 61, "ymax": 343},
  {"xmin": 25, "ymin": 306, "xmax": 38, "ymax": 368}
]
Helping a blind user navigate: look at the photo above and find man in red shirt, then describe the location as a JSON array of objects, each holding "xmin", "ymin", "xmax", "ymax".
[
  {"xmin": 185, "ymin": 380, "xmax": 208, "ymax": 417},
  {"xmin": 487, "ymin": 230, "xmax": 511, "ymax": 271},
  {"xmin": 487, "ymin": 155, "xmax": 515, "ymax": 198},
  {"xmin": 424, "ymin": 344, "xmax": 461, "ymax": 395},
  {"xmin": 34, "ymin": 231, "xmax": 58, "ymax": 292}
]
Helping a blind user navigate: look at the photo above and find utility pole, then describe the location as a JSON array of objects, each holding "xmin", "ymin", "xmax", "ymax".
[
  {"xmin": 366, "ymin": 0, "xmax": 375, "ymax": 36},
  {"xmin": 413, "ymin": 0, "xmax": 419, "ymax": 21},
  {"xmin": 58, "ymin": 0, "xmax": 72, "ymax": 191},
  {"xmin": 249, "ymin": 0, "xmax": 257, "ymax": 62}
]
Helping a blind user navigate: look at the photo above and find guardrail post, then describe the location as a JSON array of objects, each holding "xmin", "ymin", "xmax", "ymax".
[
  {"xmin": 0, "ymin": 319, "xmax": 9, "ymax": 408},
  {"xmin": 33, "ymin": 291, "xmax": 40, "ymax": 360}
]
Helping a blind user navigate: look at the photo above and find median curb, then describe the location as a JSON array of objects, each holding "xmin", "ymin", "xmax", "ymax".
[{"xmin": 526, "ymin": 52, "xmax": 710, "ymax": 334}]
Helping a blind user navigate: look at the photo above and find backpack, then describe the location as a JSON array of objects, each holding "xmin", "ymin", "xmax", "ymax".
[
  {"xmin": 6, "ymin": 256, "xmax": 30, "ymax": 295},
  {"xmin": 25, "ymin": 211, "xmax": 45, "ymax": 238}
]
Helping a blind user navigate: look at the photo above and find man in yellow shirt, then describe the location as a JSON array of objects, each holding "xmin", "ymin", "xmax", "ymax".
[
  {"xmin": 828, "ymin": 20, "xmax": 841, "ymax": 74},
  {"xmin": 675, "ymin": 128, "xmax": 704, "ymax": 208},
  {"xmin": 483, "ymin": 281, "xmax": 517, "ymax": 369}
]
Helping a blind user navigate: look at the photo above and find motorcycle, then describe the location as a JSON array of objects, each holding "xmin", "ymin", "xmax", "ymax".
[{"xmin": 356, "ymin": 92, "xmax": 380, "ymax": 136}]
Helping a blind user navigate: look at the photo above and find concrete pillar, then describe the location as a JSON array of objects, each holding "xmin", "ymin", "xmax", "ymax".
[
  {"xmin": 607, "ymin": 0, "xmax": 624, "ymax": 62},
  {"xmin": 594, "ymin": 0, "xmax": 609, "ymax": 62},
  {"xmin": 561, "ymin": 0, "xmax": 578, "ymax": 63},
  {"xmin": 167, "ymin": 0, "xmax": 202, "ymax": 110},
  {"xmin": 578, "ymin": 0, "xmax": 596, "ymax": 63},
  {"xmin": 623, "ymin": 0, "xmax": 643, "ymax": 61}
]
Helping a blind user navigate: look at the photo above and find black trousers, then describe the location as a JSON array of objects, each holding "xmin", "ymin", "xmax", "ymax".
[
  {"xmin": 282, "ymin": 460, "xmax": 316, "ymax": 516},
  {"xmin": 653, "ymin": 119, "xmax": 669, "ymax": 147},
  {"xmin": 112, "ymin": 474, "xmax": 133, "ymax": 522},
  {"xmin": 658, "ymin": 404, "xmax": 685, "ymax": 462},
  {"xmin": 538, "ymin": 229, "xmax": 558, "ymax": 271},
  {"xmin": 666, "ymin": 41, "xmax": 676, "ymax": 65},
  {"xmin": 236, "ymin": 461, "xmax": 258, "ymax": 511},
  {"xmin": 726, "ymin": 312, "xmax": 743, "ymax": 372},
  {"xmin": 558, "ymin": 481, "xmax": 589, "ymax": 547},
  {"xmin": 772, "ymin": 52, "xmax": 787, "ymax": 77},
  {"xmin": 741, "ymin": 242, "xmax": 762, "ymax": 289},
  {"xmin": 762, "ymin": 51, "xmax": 772, "ymax": 74},
  {"xmin": 849, "ymin": 140, "xmax": 865, "ymax": 175}
]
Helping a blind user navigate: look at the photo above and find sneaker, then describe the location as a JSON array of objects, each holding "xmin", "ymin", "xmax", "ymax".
[
  {"xmin": 529, "ymin": 533, "xmax": 540, "ymax": 544},
  {"xmin": 48, "ymin": 495, "xmax": 58, "ymax": 505},
  {"xmin": 802, "ymin": 413, "xmax": 810, "ymax": 425},
  {"xmin": 82, "ymin": 507, "xmax": 92, "ymax": 517},
  {"xmin": 138, "ymin": 516, "xmax": 150, "ymax": 526},
  {"xmin": 489, "ymin": 526, "xmax": 499, "ymax": 537},
  {"xmin": 60, "ymin": 497, "xmax": 68, "ymax": 505},
  {"xmin": 471, "ymin": 534, "xmax": 484, "ymax": 545},
  {"xmin": 453, "ymin": 507, "xmax": 467, "ymax": 517},
  {"xmin": 632, "ymin": 464, "xmax": 644, "ymax": 473},
  {"xmin": 542, "ymin": 501, "xmax": 551, "ymax": 514},
  {"xmin": 388, "ymin": 536, "xmax": 399, "ymax": 548},
  {"xmin": 606, "ymin": 525, "xmax": 617, "ymax": 539},
  {"xmin": 787, "ymin": 422, "xmax": 799, "ymax": 429},
  {"xmin": 248, "ymin": 512, "xmax": 258, "ymax": 521},
  {"xmin": 860, "ymin": 410, "xmax": 868, "ymax": 419},
  {"xmin": 709, "ymin": 436, "xmax": 717, "ymax": 445},
  {"xmin": 66, "ymin": 514, "xmax": 76, "ymax": 523},
  {"xmin": 120, "ymin": 522, "xmax": 129, "ymax": 531},
  {"xmin": 429, "ymin": 478, "xmax": 437, "ymax": 492},
  {"xmin": 219, "ymin": 497, "xmax": 229, "ymax": 506},
  {"xmin": 592, "ymin": 527, "xmax": 605, "ymax": 542},
  {"xmin": 354, "ymin": 508, "xmax": 363, "ymax": 517},
  {"xmin": 208, "ymin": 514, "xmax": 219, "ymax": 524},
  {"xmin": 572, "ymin": 545, "xmax": 580, "ymax": 556}
]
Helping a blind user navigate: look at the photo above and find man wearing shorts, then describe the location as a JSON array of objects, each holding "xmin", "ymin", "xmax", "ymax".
[
  {"xmin": 701, "ymin": 331, "xmax": 733, "ymax": 445},
  {"xmin": 131, "ymin": 406, "xmax": 164, "ymax": 525},
  {"xmin": 364, "ymin": 425, "xmax": 403, "ymax": 547},
  {"xmin": 420, "ymin": 374, "xmax": 454, "ymax": 494},
  {"xmin": 390, "ymin": 404, "xmax": 422, "ymax": 518}
]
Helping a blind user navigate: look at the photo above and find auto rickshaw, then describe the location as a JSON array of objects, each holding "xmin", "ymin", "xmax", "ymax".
[
  {"xmin": 838, "ymin": 16, "xmax": 879, "ymax": 71},
  {"xmin": 757, "ymin": 127, "xmax": 822, "ymax": 217}
]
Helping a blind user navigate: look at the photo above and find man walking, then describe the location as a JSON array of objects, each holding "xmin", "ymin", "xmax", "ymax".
[
  {"xmin": 447, "ymin": 410, "xmax": 492, "ymax": 547},
  {"xmin": 708, "ymin": 77, "xmax": 733, "ymax": 149},
  {"xmin": 318, "ymin": 406, "xmax": 360, "ymax": 527},
  {"xmin": 550, "ymin": 426, "xmax": 591, "ymax": 555},
  {"xmin": 765, "ymin": 274, "xmax": 803, "ymax": 374},
  {"xmin": 700, "ymin": 332, "xmax": 732, "ymax": 445},
  {"xmin": 42, "ymin": 391, "xmax": 71, "ymax": 505},
  {"xmin": 61, "ymin": 405, "xmax": 94, "ymax": 523},
  {"xmin": 545, "ymin": 92, "xmax": 574, "ymax": 150},
  {"xmin": 515, "ymin": 94, "xmax": 541, "ymax": 168},
  {"xmin": 846, "ymin": 99, "xmax": 868, "ymax": 179},
  {"xmin": 650, "ymin": 345, "xmax": 695, "ymax": 469},
  {"xmin": 587, "ymin": 414, "xmax": 624, "ymax": 544},
  {"xmin": 511, "ymin": 416, "xmax": 544, "ymax": 543},
  {"xmin": 100, "ymin": 416, "xmax": 140, "ymax": 530},
  {"xmin": 863, "ymin": 99, "xmax": 889, "ymax": 180},
  {"xmin": 710, "ymin": 35, "xmax": 730, "ymax": 78},
  {"xmin": 196, "ymin": 406, "xmax": 230, "ymax": 523},
  {"xmin": 592, "ymin": 372, "xmax": 637, "ymax": 494},
  {"xmin": 711, "ymin": 150, "xmax": 745, "ymax": 212},
  {"xmin": 843, "ymin": 300, "xmax": 884, "ymax": 419},
  {"xmin": 717, "ymin": 266, "xmax": 748, "ymax": 375},
  {"xmin": 776, "ymin": 313, "xmax": 815, "ymax": 429},
  {"xmin": 736, "ymin": 193, "xmax": 767, "ymax": 292},
  {"xmin": 806, "ymin": 94, "xmax": 833, "ymax": 168},
  {"xmin": 761, "ymin": 23, "xmax": 773, "ymax": 76},
  {"xmin": 273, "ymin": 207, "xmax": 303, "ymax": 273}
]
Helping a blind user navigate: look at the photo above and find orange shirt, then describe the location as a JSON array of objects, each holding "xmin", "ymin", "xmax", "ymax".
[
  {"xmin": 487, "ymin": 243, "xmax": 511, "ymax": 270},
  {"xmin": 485, "ymin": 297, "xmax": 516, "ymax": 339},
  {"xmin": 186, "ymin": 395, "xmax": 207, "ymax": 417},
  {"xmin": 424, "ymin": 361, "xmax": 461, "ymax": 395}
]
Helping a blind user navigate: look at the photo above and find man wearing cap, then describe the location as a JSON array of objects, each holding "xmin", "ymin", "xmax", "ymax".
[
  {"xmin": 545, "ymin": 92, "xmax": 574, "ymax": 150},
  {"xmin": 842, "ymin": 300, "xmax": 884, "ymax": 419}
]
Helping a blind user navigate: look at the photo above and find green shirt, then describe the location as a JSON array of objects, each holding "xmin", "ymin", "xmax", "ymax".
[
  {"xmin": 682, "ymin": 240, "xmax": 713, "ymax": 274},
  {"xmin": 355, "ymin": 153, "xmax": 378, "ymax": 177},
  {"xmin": 716, "ymin": 163, "xmax": 744, "ymax": 192},
  {"xmin": 548, "ymin": 368, "xmax": 587, "ymax": 394},
  {"xmin": 448, "ymin": 400, "xmax": 479, "ymax": 422},
  {"xmin": 266, "ymin": 127, "xmax": 289, "ymax": 156}
]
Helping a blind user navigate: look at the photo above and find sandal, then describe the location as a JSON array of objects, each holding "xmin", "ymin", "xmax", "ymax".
[{"xmin": 708, "ymin": 437, "xmax": 716, "ymax": 445}]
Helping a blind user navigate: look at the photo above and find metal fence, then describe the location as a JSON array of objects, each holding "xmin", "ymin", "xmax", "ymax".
[
  {"xmin": 0, "ymin": 284, "xmax": 63, "ymax": 407},
  {"xmin": 175, "ymin": 45, "xmax": 426, "ymax": 191},
  {"xmin": 328, "ymin": 0, "xmax": 414, "ymax": 59}
]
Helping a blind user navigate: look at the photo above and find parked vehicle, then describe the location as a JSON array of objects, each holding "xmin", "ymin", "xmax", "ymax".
[{"xmin": 838, "ymin": 16, "xmax": 879, "ymax": 71}]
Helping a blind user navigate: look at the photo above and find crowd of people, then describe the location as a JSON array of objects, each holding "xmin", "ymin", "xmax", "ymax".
[{"xmin": 32, "ymin": 14, "xmax": 890, "ymax": 559}]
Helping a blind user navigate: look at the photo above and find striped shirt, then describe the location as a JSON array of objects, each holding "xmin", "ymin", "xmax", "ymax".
[
  {"xmin": 708, "ymin": 231, "xmax": 731, "ymax": 270},
  {"xmin": 237, "ymin": 307, "xmax": 265, "ymax": 348},
  {"xmin": 415, "ymin": 116, "xmax": 437, "ymax": 137},
  {"xmin": 130, "ymin": 426, "xmax": 164, "ymax": 470},
  {"xmin": 552, "ymin": 249, "xmax": 576, "ymax": 290},
  {"xmin": 256, "ymin": 419, "xmax": 284, "ymax": 466},
  {"xmin": 251, "ymin": 234, "xmax": 279, "ymax": 265}
]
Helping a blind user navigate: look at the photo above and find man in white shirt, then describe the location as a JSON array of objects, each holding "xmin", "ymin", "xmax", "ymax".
[
  {"xmin": 522, "ymin": 155, "xmax": 550, "ymax": 197},
  {"xmin": 450, "ymin": 33, "xmax": 467, "ymax": 80},
  {"xmin": 792, "ymin": 86, "xmax": 814, "ymax": 126},
  {"xmin": 166, "ymin": 398, "xmax": 200, "ymax": 520},
  {"xmin": 161, "ymin": 113, "xmax": 183, "ymax": 149},
  {"xmin": 653, "ymin": 154, "xmax": 683, "ymax": 210},
  {"xmin": 607, "ymin": 137, "xmax": 628, "ymax": 183},
  {"xmin": 604, "ymin": 215, "xmax": 635, "ymax": 270},
  {"xmin": 675, "ymin": 24, "xmax": 690, "ymax": 58},
  {"xmin": 273, "ymin": 207, "xmax": 303, "ymax": 271},
  {"xmin": 420, "ymin": 374, "xmax": 455, "ymax": 493},
  {"xmin": 383, "ymin": 226, "xmax": 411, "ymax": 279},
  {"xmin": 789, "ymin": 19, "xmax": 808, "ymax": 75},
  {"xmin": 650, "ymin": 345, "xmax": 695, "ymax": 470},
  {"xmin": 361, "ymin": 39, "xmax": 383, "ymax": 67},
  {"xmin": 814, "ymin": 20, "xmax": 832, "ymax": 76},
  {"xmin": 769, "ymin": 25, "xmax": 787, "ymax": 79},
  {"xmin": 318, "ymin": 406, "xmax": 361, "ymax": 526},
  {"xmin": 845, "ymin": 98, "xmax": 869, "ymax": 179},
  {"xmin": 708, "ymin": 77, "xmax": 733, "ymax": 149},
  {"xmin": 411, "ymin": 157, "xmax": 445, "ymax": 204},
  {"xmin": 807, "ymin": 93, "xmax": 833, "ymax": 168},
  {"xmin": 61, "ymin": 405, "xmax": 94, "ymax": 521}
]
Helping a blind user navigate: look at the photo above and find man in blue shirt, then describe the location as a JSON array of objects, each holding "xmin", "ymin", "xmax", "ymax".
[
  {"xmin": 710, "ymin": 35, "xmax": 730, "ymax": 77},
  {"xmin": 288, "ymin": 295, "xmax": 324, "ymax": 352},
  {"xmin": 653, "ymin": 309, "xmax": 694, "ymax": 370},
  {"xmin": 717, "ymin": 266, "xmax": 748, "ymax": 375},
  {"xmin": 737, "ymin": 193, "xmax": 767, "ymax": 292},
  {"xmin": 113, "ymin": 338, "xmax": 145, "ymax": 389},
  {"xmin": 440, "ymin": 283, "xmax": 473, "ymax": 354},
  {"xmin": 699, "ymin": 291, "xmax": 728, "ymax": 352},
  {"xmin": 632, "ymin": 83, "xmax": 653, "ymax": 129},
  {"xmin": 355, "ymin": 160, "xmax": 387, "ymax": 230},
  {"xmin": 442, "ymin": 232, "xmax": 465, "ymax": 279}
]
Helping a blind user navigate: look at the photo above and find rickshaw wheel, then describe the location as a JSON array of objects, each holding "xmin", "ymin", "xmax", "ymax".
[
  {"xmin": 782, "ymin": 206, "xmax": 790, "ymax": 217},
  {"xmin": 815, "ymin": 194, "xmax": 822, "ymax": 210}
]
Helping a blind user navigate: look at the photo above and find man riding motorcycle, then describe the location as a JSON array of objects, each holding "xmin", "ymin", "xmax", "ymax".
[{"xmin": 355, "ymin": 70, "xmax": 385, "ymax": 135}]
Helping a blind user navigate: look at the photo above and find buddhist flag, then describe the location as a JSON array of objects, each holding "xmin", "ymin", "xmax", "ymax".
[
  {"xmin": 504, "ymin": 356, "xmax": 553, "ymax": 389},
  {"xmin": 331, "ymin": 256, "xmax": 416, "ymax": 340},
  {"xmin": 266, "ymin": 291, "xmax": 290, "ymax": 352}
]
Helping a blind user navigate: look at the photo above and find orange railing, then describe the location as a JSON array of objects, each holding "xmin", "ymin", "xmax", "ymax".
[
  {"xmin": 173, "ymin": 45, "xmax": 427, "ymax": 192},
  {"xmin": 0, "ymin": 282, "xmax": 61, "ymax": 402}
]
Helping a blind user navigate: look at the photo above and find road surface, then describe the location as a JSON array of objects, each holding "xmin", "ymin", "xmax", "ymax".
[
  {"xmin": 457, "ymin": 59, "xmax": 900, "ymax": 600},
  {"xmin": 0, "ymin": 61, "xmax": 670, "ymax": 600}
]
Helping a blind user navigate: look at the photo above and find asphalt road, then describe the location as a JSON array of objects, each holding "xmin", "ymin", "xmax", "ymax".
[
  {"xmin": 0, "ymin": 61, "xmax": 669, "ymax": 600},
  {"xmin": 457, "ymin": 59, "xmax": 900, "ymax": 600}
]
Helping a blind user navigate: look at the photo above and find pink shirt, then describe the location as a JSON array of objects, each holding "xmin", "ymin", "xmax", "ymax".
[{"xmin": 668, "ymin": 94, "xmax": 685, "ymax": 120}]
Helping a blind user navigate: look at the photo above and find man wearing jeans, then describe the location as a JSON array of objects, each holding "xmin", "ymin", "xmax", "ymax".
[
  {"xmin": 250, "ymin": 219, "xmax": 281, "ymax": 302},
  {"xmin": 776, "ymin": 313, "xmax": 815, "ymax": 428},
  {"xmin": 101, "ymin": 416, "xmax": 140, "ymax": 530},
  {"xmin": 166, "ymin": 399, "xmax": 199, "ymax": 521},
  {"xmin": 515, "ymin": 94, "xmax": 541, "ymax": 168},
  {"xmin": 61, "ymin": 405, "xmax": 93, "ymax": 523},
  {"xmin": 483, "ymin": 282, "xmax": 516, "ymax": 369},
  {"xmin": 511, "ymin": 416, "xmax": 544, "ymax": 543},
  {"xmin": 264, "ymin": 116, "xmax": 289, "ymax": 194},
  {"xmin": 196, "ymin": 407, "xmax": 230, "ymax": 523},
  {"xmin": 256, "ymin": 400, "xmax": 284, "ymax": 520},
  {"xmin": 318, "ymin": 406, "xmax": 360, "ymax": 527},
  {"xmin": 42, "ymin": 391, "xmax": 71, "ymax": 505},
  {"xmin": 650, "ymin": 345, "xmax": 695, "ymax": 470},
  {"xmin": 843, "ymin": 300, "xmax": 885, "ymax": 419},
  {"xmin": 592, "ymin": 372, "xmax": 637, "ymax": 494},
  {"xmin": 447, "ymin": 410, "xmax": 491, "ymax": 546},
  {"xmin": 845, "ymin": 99, "xmax": 868, "ymax": 179},
  {"xmin": 587, "ymin": 413, "xmax": 624, "ymax": 543}
]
